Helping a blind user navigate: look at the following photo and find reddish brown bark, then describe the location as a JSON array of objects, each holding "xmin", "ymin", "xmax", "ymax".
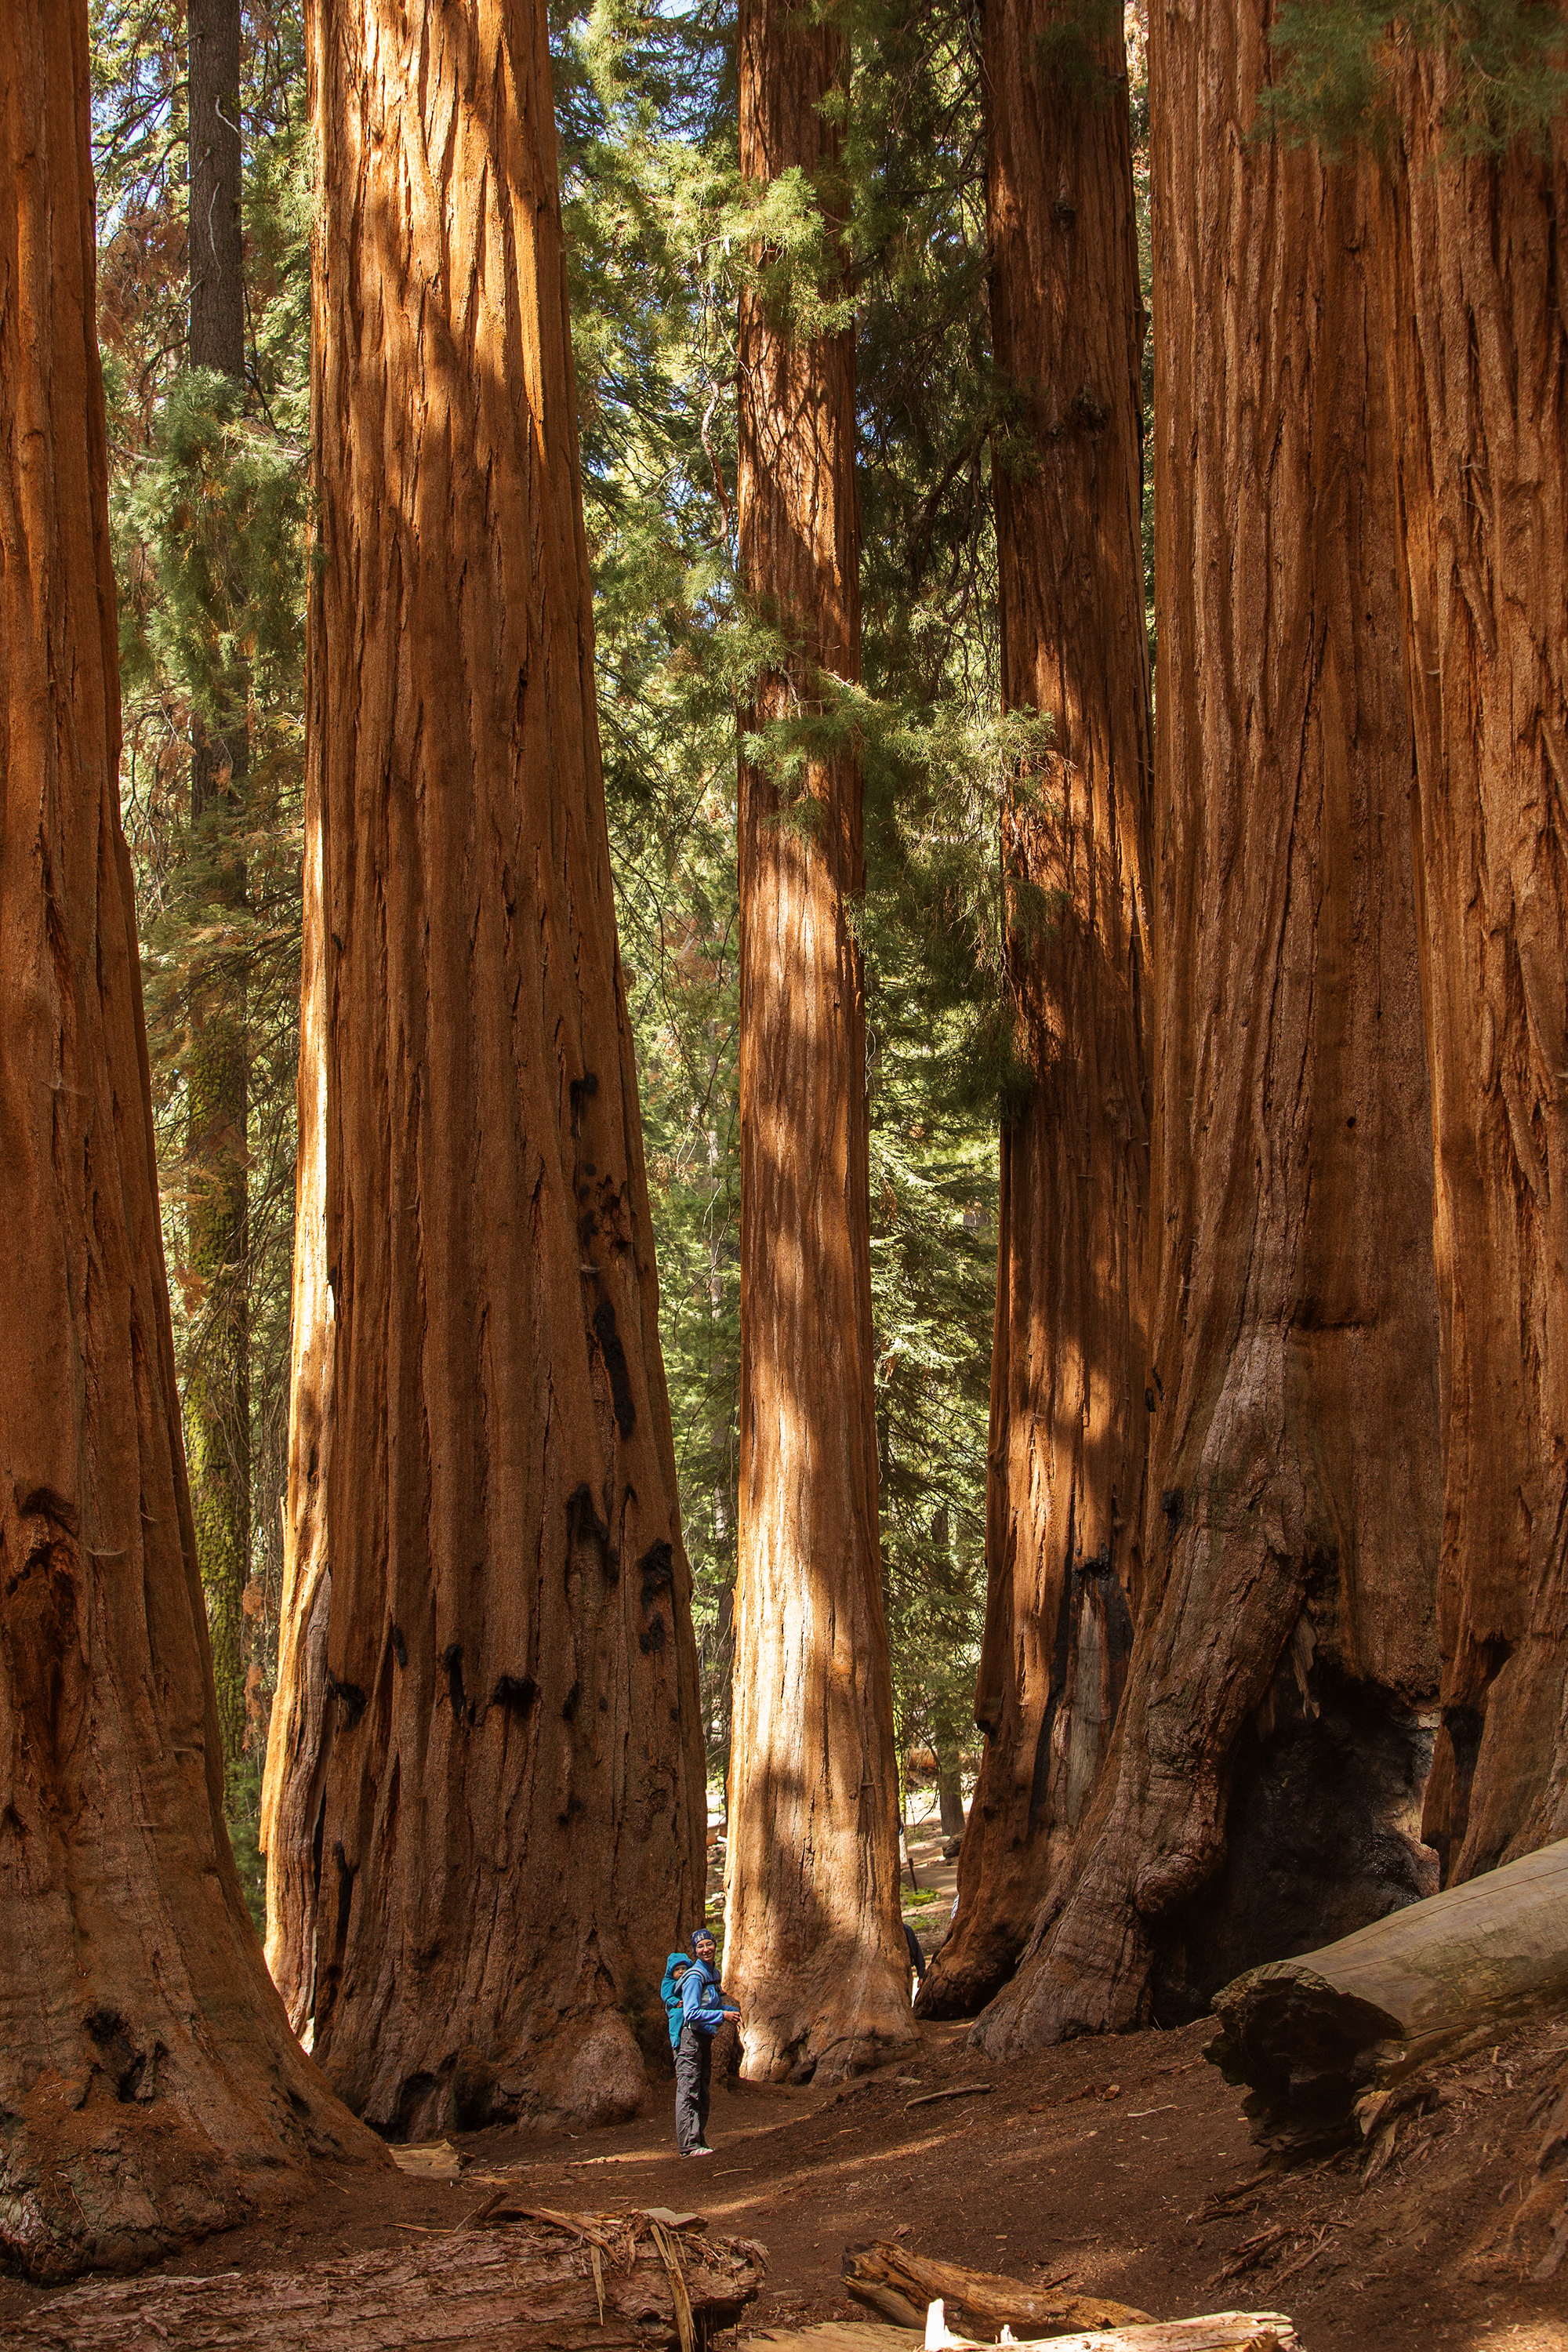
[
  {"xmin": 974, "ymin": 0, "xmax": 1441, "ymax": 2055},
  {"xmin": 0, "ymin": 0, "xmax": 382, "ymax": 2277},
  {"xmin": 1376, "ymin": 66, "xmax": 1568, "ymax": 1881},
  {"xmin": 917, "ymin": 0, "xmax": 1153, "ymax": 2022},
  {"xmin": 722, "ymin": 0, "xmax": 913, "ymax": 2083},
  {"xmin": 260, "ymin": 0, "xmax": 706, "ymax": 2136}
]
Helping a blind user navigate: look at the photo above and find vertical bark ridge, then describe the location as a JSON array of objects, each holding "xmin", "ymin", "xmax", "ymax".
[
  {"xmin": 973, "ymin": 0, "xmax": 1441, "ymax": 2057},
  {"xmin": 259, "ymin": 743, "xmax": 335, "ymax": 2027},
  {"xmin": 723, "ymin": 0, "xmax": 913, "ymax": 2085},
  {"xmin": 917, "ymin": 0, "xmax": 1153, "ymax": 2022},
  {"xmin": 261, "ymin": 0, "xmax": 705, "ymax": 2138},
  {"xmin": 1377, "ymin": 64, "xmax": 1568, "ymax": 1881},
  {"xmin": 0, "ymin": 0, "xmax": 383, "ymax": 2280}
]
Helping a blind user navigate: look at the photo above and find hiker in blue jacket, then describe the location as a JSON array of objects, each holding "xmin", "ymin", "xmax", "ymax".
[{"xmin": 666, "ymin": 1926, "xmax": 739, "ymax": 2157}]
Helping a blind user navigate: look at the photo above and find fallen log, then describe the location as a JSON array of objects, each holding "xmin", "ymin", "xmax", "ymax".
[
  {"xmin": 1207, "ymin": 1836, "xmax": 1568, "ymax": 2157},
  {"xmin": 3, "ymin": 2208, "xmax": 765, "ymax": 2351},
  {"xmin": 923, "ymin": 2301, "xmax": 1298, "ymax": 2352},
  {"xmin": 843, "ymin": 2240, "xmax": 1149, "ymax": 2335}
]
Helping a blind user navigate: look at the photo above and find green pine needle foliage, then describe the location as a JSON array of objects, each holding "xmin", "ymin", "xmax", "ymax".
[{"xmin": 1261, "ymin": 1, "xmax": 1568, "ymax": 156}]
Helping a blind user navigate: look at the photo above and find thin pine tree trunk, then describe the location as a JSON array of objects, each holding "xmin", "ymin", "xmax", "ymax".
[
  {"xmin": 974, "ymin": 0, "xmax": 1441, "ymax": 2056},
  {"xmin": 1377, "ymin": 64, "xmax": 1568, "ymax": 1880},
  {"xmin": 185, "ymin": 0, "xmax": 251, "ymax": 1779},
  {"xmin": 722, "ymin": 0, "xmax": 913, "ymax": 2084},
  {"xmin": 260, "ymin": 0, "xmax": 706, "ymax": 2136},
  {"xmin": 0, "ymin": 0, "xmax": 382, "ymax": 2277},
  {"xmin": 918, "ymin": 0, "xmax": 1152, "ymax": 2022}
]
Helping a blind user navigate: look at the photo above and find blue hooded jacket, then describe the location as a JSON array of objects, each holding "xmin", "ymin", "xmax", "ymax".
[
  {"xmin": 660, "ymin": 1946, "xmax": 733, "ymax": 2049},
  {"xmin": 679, "ymin": 1953, "xmax": 733, "ymax": 2040}
]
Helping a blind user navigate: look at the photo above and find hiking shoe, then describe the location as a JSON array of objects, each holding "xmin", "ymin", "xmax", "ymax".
[{"xmin": 685, "ymin": 2143, "xmax": 715, "ymax": 2158}]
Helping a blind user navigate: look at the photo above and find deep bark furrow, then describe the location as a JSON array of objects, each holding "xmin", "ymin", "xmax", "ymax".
[
  {"xmin": 261, "ymin": 0, "xmax": 704, "ymax": 2136},
  {"xmin": 723, "ymin": 0, "xmax": 913, "ymax": 2084},
  {"xmin": 918, "ymin": 0, "xmax": 1153, "ymax": 2021},
  {"xmin": 972, "ymin": 0, "xmax": 1441, "ymax": 2056}
]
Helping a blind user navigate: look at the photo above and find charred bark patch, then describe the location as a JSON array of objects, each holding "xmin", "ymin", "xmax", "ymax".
[
  {"xmin": 441, "ymin": 1645, "xmax": 466, "ymax": 1719},
  {"xmin": 567, "ymin": 1483, "xmax": 608, "ymax": 1541},
  {"xmin": 637, "ymin": 1539, "xmax": 674, "ymax": 1612},
  {"xmin": 590, "ymin": 1301, "xmax": 637, "ymax": 1437},
  {"xmin": 568, "ymin": 1071, "xmax": 599, "ymax": 1131},
  {"xmin": 639, "ymin": 1616, "xmax": 667, "ymax": 1656},
  {"xmin": 84, "ymin": 2012, "xmax": 165, "ymax": 2105},
  {"xmin": 390, "ymin": 1624, "xmax": 407, "ymax": 1668},
  {"xmin": 13, "ymin": 1486, "xmax": 78, "ymax": 1534},
  {"xmin": 490, "ymin": 1674, "xmax": 538, "ymax": 1720},
  {"xmin": 1149, "ymin": 1667, "xmax": 1436, "ymax": 2025},
  {"xmin": 327, "ymin": 1674, "xmax": 367, "ymax": 1732},
  {"xmin": 5, "ymin": 1542, "xmax": 85, "ymax": 1769}
]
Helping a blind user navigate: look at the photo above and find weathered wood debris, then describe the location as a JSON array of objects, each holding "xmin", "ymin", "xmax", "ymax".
[
  {"xmin": 1207, "ymin": 1837, "xmax": 1568, "ymax": 2156},
  {"xmin": 922, "ymin": 2302, "xmax": 1299, "ymax": 2352},
  {"xmin": 843, "ymin": 2239, "xmax": 1150, "ymax": 2334},
  {"xmin": 2, "ymin": 2205, "xmax": 764, "ymax": 2351}
]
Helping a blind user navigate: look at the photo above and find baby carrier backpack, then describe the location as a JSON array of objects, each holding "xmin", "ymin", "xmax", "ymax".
[{"xmin": 660, "ymin": 1951, "xmax": 691, "ymax": 2048}]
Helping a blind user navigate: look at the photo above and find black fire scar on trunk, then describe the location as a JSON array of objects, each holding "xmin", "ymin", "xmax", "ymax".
[
  {"xmin": 590, "ymin": 1298, "xmax": 637, "ymax": 1436},
  {"xmin": 637, "ymin": 1538, "xmax": 674, "ymax": 1612}
]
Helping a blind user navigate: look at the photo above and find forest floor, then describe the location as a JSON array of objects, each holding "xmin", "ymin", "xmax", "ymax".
[
  {"xmin": 5, "ymin": 1998, "xmax": 1567, "ymax": 2346},
  {"xmin": 5, "ymin": 1818, "xmax": 1566, "ymax": 2346}
]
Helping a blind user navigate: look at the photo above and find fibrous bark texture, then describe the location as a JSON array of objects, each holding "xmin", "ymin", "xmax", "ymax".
[
  {"xmin": 724, "ymin": 0, "xmax": 913, "ymax": 2082},
  {"xmin": 0, "ymin": 0, "xmax": 382, "ymax": 2279},
  {"xmin": 975, "ymin": 0, "xmax": 1441, "ymax": 2056},
  {"xmin": 1376, "ymin": 63, "xmax": 1568, "ymax": 1884},
  {"xmin": 918, "ymin": 0, "xmax": 1152, "ymax": 2022},
  {"xmin": 260, "ymin": 0, "xmax": 706, "ymax": 2136},
  {"xmin": 4, "ymin": 2208, "xmax": 767, "ymax": 2348},
  {"xmin": 184, "ymin": 0, "xmax": 250, "ymax": 1777}
]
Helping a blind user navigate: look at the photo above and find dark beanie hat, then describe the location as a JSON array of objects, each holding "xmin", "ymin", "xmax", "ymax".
[{"xmin": 690, "ymin": 1926, "xmax": 715, "ymax": 1950}]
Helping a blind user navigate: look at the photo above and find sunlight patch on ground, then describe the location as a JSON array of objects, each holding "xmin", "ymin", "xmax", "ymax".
[{"xmin": 1467, "ymin": 2328, "xmax": 1568, "ymax": 2351}]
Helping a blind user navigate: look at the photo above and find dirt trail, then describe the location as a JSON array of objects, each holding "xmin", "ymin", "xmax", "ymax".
[{"xmin": 4, "ymin": 2006, "xmax": 1566, "ymax": 2345}]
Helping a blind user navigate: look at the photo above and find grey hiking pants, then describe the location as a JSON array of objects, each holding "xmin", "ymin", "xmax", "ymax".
[{"xmin": 674, "ymin": 2022, "xmax": 712, "ymax": 2152}]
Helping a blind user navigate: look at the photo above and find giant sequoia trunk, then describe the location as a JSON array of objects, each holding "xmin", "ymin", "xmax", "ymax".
[
  {"xmin": 259, "ymin": 0, "xmax": 706, "ymax": 2136},
  {"xmin": 1376, "ymin": 62, "xmax": 1568, "ymax": 1884},
  {"xmin": 917, "ymin": 0, "xmax": 1153, "ymax": 2022},
  {"xmin": 974, "ymin": 0, "xmax": 1442, "ymax": 2056},
  {"xmin": 184, "ymin": 0, "xmax": 250, "ymax": 1776},
  {"xmin": 0, "ymin": 0, "xmax": 383, "ymax": 2278},
  {"xmin": 722, "ymin": 0, "xmax": 913, "ymax": 2083}
]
